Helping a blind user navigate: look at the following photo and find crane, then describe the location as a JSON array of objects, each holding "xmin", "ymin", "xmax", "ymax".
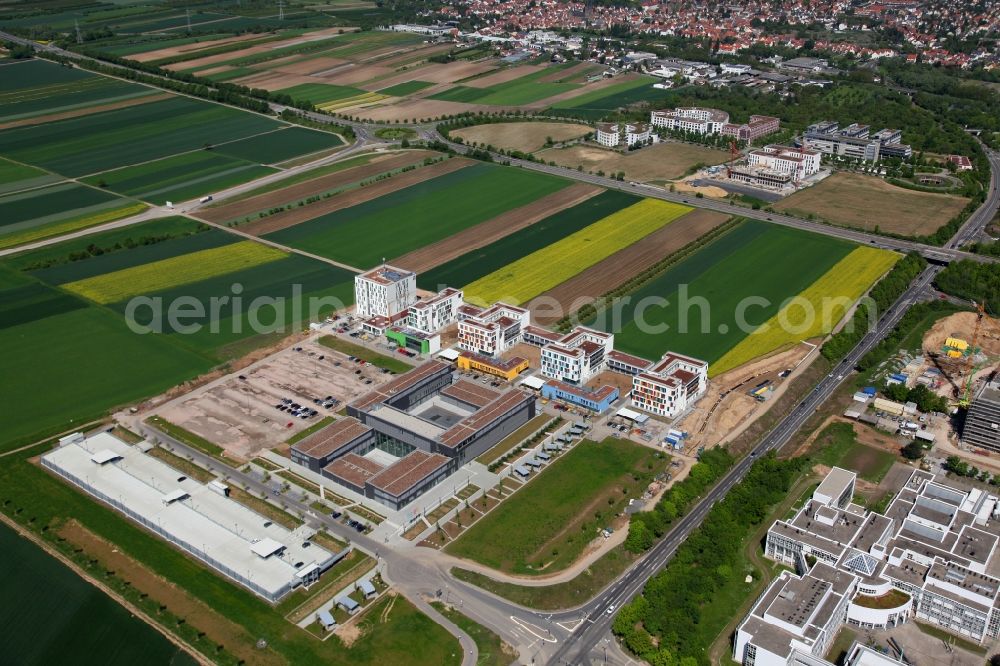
[
  {"xmin": 726, "ymin": 140, "xmax": 740, "ymax": 178},
  {"xmin": 957, "ymin": 301, "xmax": 999, "ymax": 407}
]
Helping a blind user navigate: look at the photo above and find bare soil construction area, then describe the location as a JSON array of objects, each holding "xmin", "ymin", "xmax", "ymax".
[
  {"xmin": 527, "ymin": 209, "xmax": 730, "ymax": 324},
  {"xmin": 451, "ymin": 121, "xmax": 592, "ymax": 154},
  {"xmin": 537, "ymin": 141, "xmax": 730, "ymax": 182},
  {"xmin": 156, "ymin": 338, "xmax": 394, "ymax": 458},
  {"xmin": 924, "ymin": 312, "xmax": 1000, "ymax": 358},
  {"xmin": 773, "ymin": 172, "xmax": 968, "ymax": 236},
  {"xmin": 197, "ymin": 150, "xmax": 436, "ymax": 224},
  {"xmin": 235, "ymin": 157, "xmax": 472, "ymax": 236},
  {"xmin": 393, "ymin": 183, "xmax": 602, "ymax": 273},
  {"xmin": 676, "ymin": 343, "xmax": 813, "ymax": 450}
]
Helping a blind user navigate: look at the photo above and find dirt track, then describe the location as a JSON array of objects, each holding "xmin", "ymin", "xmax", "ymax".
[
  {"xmin": 196, "ymin": 150, "xmax": 436, "ymax": 224},
  {"xmin": 393, "ymin": 183, "xmax": 602, "ymax": 273},
  {"xmin": 527, "ymin": 209, "xmax": 730, "ymax": 324},
  {"xmin": 236, "ymin": 158, "xmax": 472, "ymax": 236},
  {"xmin": 0, "ymin": 93, "xmax": 171, "ymax": 131}
]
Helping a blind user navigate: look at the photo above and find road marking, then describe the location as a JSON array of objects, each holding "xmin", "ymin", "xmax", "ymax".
[
  {"xmin": 511, "ymin": 616, "xmax": 557, "ymax": 643},
  {"xmin": 557, "ymin": 617, "xmax": 585, "ymax": 632}
]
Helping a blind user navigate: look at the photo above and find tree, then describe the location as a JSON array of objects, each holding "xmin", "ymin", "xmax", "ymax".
[{"xmin": 901, "ymin": 441, "xmax": 924, "ymax": 460}]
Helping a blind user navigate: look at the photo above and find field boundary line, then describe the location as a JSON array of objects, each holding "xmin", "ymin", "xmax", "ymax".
[
  {"xmin": 198, "ymin": 217, "xmax": 363, "ymax": 272},
  {"xmin": 0, "ymin": 513, "xmax": 206, "ymax": 664}
]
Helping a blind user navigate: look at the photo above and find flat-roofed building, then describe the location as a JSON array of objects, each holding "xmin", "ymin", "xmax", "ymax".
[
  {"xmin": 746, "ymin": 144, "xmax": 821, "ymax": 181},
  {"xmin": 456, "ymin": 351, "xmax": 528, "ymax": 381},
  {"xmin": 736, "ymin": 466, "xmax": 1000, "ymax": 664},
  {"xmin": 44, "ymin": 432, "xmax": 343, "ymax": 603},
  {"xmin": 407, "ymin": 287, "xmax": 463, "ymax": 334},
  {"xmin": 354, "ymin": 264, "xmax": 416, "ymax": 320},
  {"xmin": 963, "ymin": 382, "xmax": 1000, "ymax": 453},
  {"xmin": 722, "ymin": 114, "xmax": 781, "ymax": 142},
  {"xmin": 541, "ymin": 380, "xmax": 619, "ymax": 413},
  {"xmin": 650, "ymin": 107, "xmax": 730, "ymax": 135},
  {"xmin": 457, "ymin": 302, "xmax": 530, "ymax": 357},
  {"xmin": 539, "ymin": 326, "xmax": 614, "ymax": 385},
  {"xmin": 630, "ymin": 351, "xmax": 708, "ymax": 418},
  {"xmin": 290, "ymin": 361, "xmax": 536, "ymax": 510}
]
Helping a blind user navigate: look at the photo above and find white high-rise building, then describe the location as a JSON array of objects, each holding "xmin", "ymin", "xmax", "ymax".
[{"xmin": 354, "ymin": 265, "xmax": 416, "ymax": 320}]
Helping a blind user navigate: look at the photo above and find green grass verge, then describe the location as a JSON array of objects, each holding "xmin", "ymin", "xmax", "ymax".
[
  {"xmin": 287, "ymin": 416, "xmax": 335, "ymax": 444},
  {"xmin": 808, "ymin": 422, "xmax": 897, "ymax": 483},
  {"xmin": 317, "ymin": 336, "xmax": 414, "ymax": 373},
  {"xmin": 431, "ymin": 602, "xmax": 518, "ymax": 666},
  {"xmin": 145, "ymin": 415, "xmax": 224, "ymax": 459}
]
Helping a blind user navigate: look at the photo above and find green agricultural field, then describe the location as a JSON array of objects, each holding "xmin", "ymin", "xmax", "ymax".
[
  {"xmin": 0, "ymin": 181, "xmax": 147, "ymax": 250},
  {"xmin": 447, "ymin": 438, "xmax": 668, "ymax": 574},
  {"xmin": 82, "ymin": 150, "xmax": 276, "ymax": 204},
  {"xmin": 0, "ymin": 274, "xmax": 213, "ymax": 451},
  {"xmin": 418, "ymin": 190, "xmax": 638, "ymax": 290},
  {"xmin": 465, "ymin": 199, "xmax": 690, "ymax": 305},
  {"xmin": 377, "ymin": 80, "xmax": 434, "ymax": 96},
  {"xmin": 213, "ymin": 126, "xmax": 344, "ymax": 163},
  {"xmin": 430, "ymin": 65, "xmax": 580, "ymax": 106},
  {"xmin": 0, "ymin": 95, "xmax": 280, "ymax": 177},
  {"xmin": 276, "ymin": 83, "xmax": 367, "ymax": 105},
  {"xmin": 0, "ymin": 59, "xmax": 154, "ymax": 122},
  {"xmin": 0, "ymin": 156, "xmax": 61, "ymax": 195},
  {"xmin": 548, "ymin": 76, "xmax": 664, "ymax": 120},
  {"xmin": 0, "ymin": 217, "xmax": 357, "ymax": 448},
  {"xmin": 266, "ymin": 162, "xmax": 570, "ymax": 268},
  {"xmin": 592, "ymin": 220, "xmax": 856, "ymax": 366},
  {"xmin": 0, "ymin": 522, "xmax": 196, "ymax": 666}
]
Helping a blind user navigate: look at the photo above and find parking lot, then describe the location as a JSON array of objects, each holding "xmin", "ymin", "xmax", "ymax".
[{"xmin": 156, "ymin": 337, "xmax": 395, "ymax": 459}]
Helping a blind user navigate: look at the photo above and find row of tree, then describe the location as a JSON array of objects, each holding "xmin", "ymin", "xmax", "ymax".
[
  {"xmin": 935, "ymin": 260, "xmax": 1000, "ymax": 315},
  {"xmin": 615, "ymin": 453, "xmax": 809, "ymax": 665},
  {"xmin": 821, "ymin": 253, "xmax": 927, "ymax": 361}
]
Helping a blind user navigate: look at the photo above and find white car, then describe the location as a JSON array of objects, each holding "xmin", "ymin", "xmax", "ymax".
[{"xmin": 605, "ymin": 605, "xmax": 616, "ymax": 615}]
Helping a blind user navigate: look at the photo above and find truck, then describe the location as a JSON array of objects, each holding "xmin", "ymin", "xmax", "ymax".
[{"xmin": 199, "ymin": 195, "xmax": 213, "ymax": 204}]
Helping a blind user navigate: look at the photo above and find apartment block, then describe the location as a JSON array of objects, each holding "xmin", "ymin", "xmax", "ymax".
[
  {"xmin": 629, "ymin": 352, "xmax": 708, "ymax": 418},
  {"xmin": 354, "ymin": 264, "xmax": 417, "ymax": 320},
  {"xmin": 456, "ymin": 302, "xmax": 530, "ymax": 356},
  {"xmin": 537, "ymin": 326, "xmax": 614, "ymax": 384}
]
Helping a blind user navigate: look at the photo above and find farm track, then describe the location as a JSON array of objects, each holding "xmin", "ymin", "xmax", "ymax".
[
  {"xmin": 393, "ymin": 182, "xmax": 602, "ymax": 274},
  {"xmin": 234, "ymin": 157, "xmax": 472, "ymax": 236},
  {"xmin": 195, "ymin": 150, "xmax": 436, "ymax": 223},
  {"xmin": 527, "ymin": 208, "xmax": 730, "ymax": 324},
  {"xmin": 0, "ymin": 93, "xmax": 171, "ymax": 131}
]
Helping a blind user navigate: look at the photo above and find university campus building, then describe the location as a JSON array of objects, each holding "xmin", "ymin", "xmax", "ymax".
[
  {"xmin": 734, "ymin": 466, "xmax": 1000, "ymax": 665},
  {"xmin": 291, "ymin": 361, "xmax": 535, "ymax": 510},
  {"xmin": 650, "ymin": 107, "xmax": 779, "ymax": 142}
]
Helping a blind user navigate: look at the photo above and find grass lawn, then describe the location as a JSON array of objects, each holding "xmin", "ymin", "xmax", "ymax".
[
  {"xmin": 266, "ymin": 162, "xmax": 570, "ymax": 269},
  {"xmin": 318, "ymin": 336, "xmax": 414, "ymax": 372},
  {"xmin": 431, "ymin": 602, "xmax": 518, "ymax": 666},
  {"xmin": 447, "ymin": 438, "xmax": 669, "ymax": 574},
  {"xmin": 476, "ymin": 414, "xmax": 555, "ymax": 465},
  {"xmin": 773, "ymin": 172, "xmax": 969, "ymax": 238},
  {"xmin": 809, "ymin": 422, "xmax": 897, "ymax": 483},
  {"xmin": 452, "ymin": 544, "xmax": 639, "ymax": 610},
  {"xmin": 592, "ymin": 220, "xmax": 856, "ymax": 368}
]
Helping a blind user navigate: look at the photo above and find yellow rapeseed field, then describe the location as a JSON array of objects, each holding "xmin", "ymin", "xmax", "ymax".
[
  {"xmin": 62, "ymin": 240, "xmax": 287, "ymax": 304},
  {"xmin": 0, "ymin": 202, "xmax": 148, "ymax": 251},
  {"xmin": 463, "ymin": 199, "xmax": 691, "ymax": 305},
  {"xmin": 709, "ymin": 246, "xmax": 899, "ymax": 377}
]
